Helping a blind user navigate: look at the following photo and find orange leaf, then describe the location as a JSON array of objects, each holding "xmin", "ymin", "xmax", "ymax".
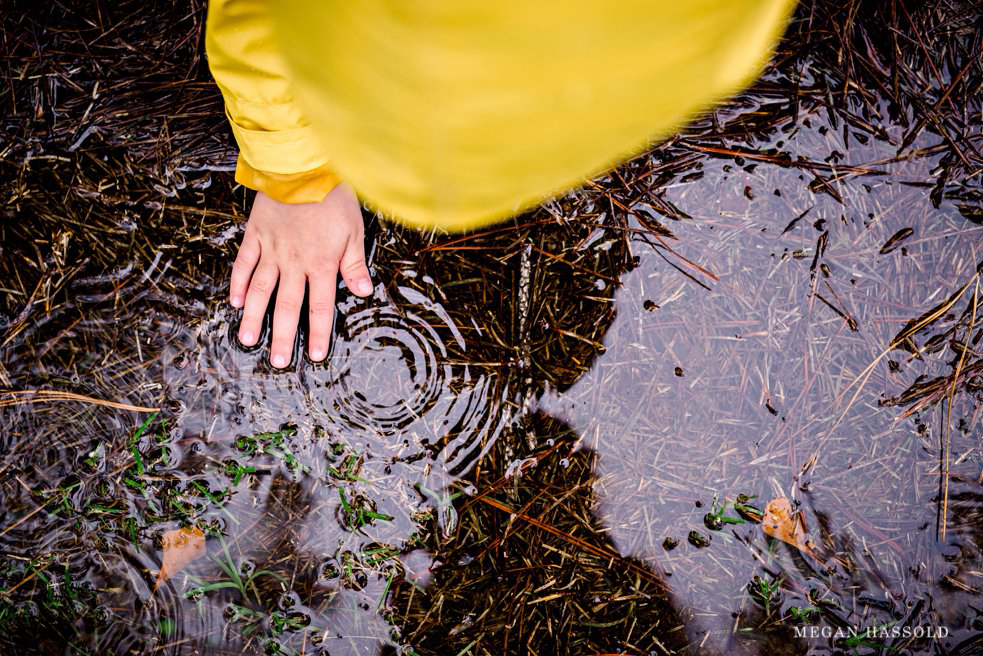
[
  {"xmin": 761, "ymin": 498, "xmax": 823, "ymax": 563},
  {"xmin": 153, "ymin": 527, "xmax": 206, "ymax": 594}
]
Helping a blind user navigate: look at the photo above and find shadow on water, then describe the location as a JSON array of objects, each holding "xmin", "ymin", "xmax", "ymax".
[{"xmin": 1, "ymin": 0, "xmax": 983, "ymax": 654}]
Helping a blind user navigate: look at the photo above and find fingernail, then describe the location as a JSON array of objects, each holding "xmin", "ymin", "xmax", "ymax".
[
  {"xmin": 310, "ymin": 348, "xmax": 324, "ymax": 361},
  {"xmin": 241, "ymin": 330, "xmax": 255, "ymax": 345},
  {"xmin": 357, "ymin": 279, "xmax": 373, "ymax": 294},
  {"xmin": 272, "ymin": 354, "xmax": 286, "ymax": 368},
  {"xmin": 231, "ymin": 295, "xmax": 243, "ymax": 308}
]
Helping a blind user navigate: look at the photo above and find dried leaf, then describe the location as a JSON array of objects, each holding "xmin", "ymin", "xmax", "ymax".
[
  {"xmin": 781, "ymin": 205, "xmax": 813, "ymax": 234},
  {"xmin": 879, "ymin": 227, "xmax": 913, "ymax": 254},
  {"xmin": 153, "ymin": 526, "xmax": 206, "ymax": 593},
  {"xmin": 761, "ymin": 498, "xmax": 823, "ymax": 563}
]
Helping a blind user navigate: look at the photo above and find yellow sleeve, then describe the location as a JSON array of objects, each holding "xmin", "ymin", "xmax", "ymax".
[{"xmin": 205, "ymin": 0, "xmax": 340, "ymax": 204}]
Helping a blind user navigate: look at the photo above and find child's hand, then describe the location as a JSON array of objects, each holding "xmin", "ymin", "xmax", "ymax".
[{"xmin": 230, "ymin": 183, "xmax": 373, "ymax": 368}]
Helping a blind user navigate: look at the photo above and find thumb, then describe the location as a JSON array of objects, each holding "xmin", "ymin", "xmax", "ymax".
[{"xmin": 339, "ymin": 230, "xmax": 373, "ymax": 297}]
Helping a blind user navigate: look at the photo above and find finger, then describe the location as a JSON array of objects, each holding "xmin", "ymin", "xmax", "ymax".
[
  {"xmin": 306, "ymin": 270, "xmax": 337, "ymax": 362},
  {"xmin": 230, "ymin": 231, "xmax": 261, "ymax": 308},
  {"xmin": 339, "ymin": 230, "xmax": 373, "ymax": 297},
  {"xmin": 239, "ymin": 259, "xmax": 278, "ymax": 348},
  {"xmin": 269, "ymin": 271, "xmax": 306, "ymax": 368}
]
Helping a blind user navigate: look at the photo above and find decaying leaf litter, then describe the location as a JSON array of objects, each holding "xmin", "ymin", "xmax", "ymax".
[{"xmin": 1, "ymin": 0, "xmax": 982, "ymax": 654}]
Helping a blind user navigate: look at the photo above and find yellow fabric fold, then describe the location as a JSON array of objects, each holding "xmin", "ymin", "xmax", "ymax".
[
  {"xmin": 223, "ymin": 108, "xmax": 329, "ymax": 177},
  {"xmin": 234, "ymin": 155, "xmax": 342, "ymax": 205},
  {"xmin": 206, "ymin": 0, "xmax": 335, "ymax": 201}
]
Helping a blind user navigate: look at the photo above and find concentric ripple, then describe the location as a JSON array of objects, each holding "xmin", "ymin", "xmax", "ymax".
[
  {"xmin": 332, "ymin": 303, "xmax": 450, "ymax": 434},
  {"xmin": 310, "ymin": 285, "xmax": 511, "ymax": 476}
]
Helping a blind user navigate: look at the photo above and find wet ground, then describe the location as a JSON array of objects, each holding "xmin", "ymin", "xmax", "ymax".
[{"xmin": 1, "ymin": 0, "xmax": 982, "ymax": 654}]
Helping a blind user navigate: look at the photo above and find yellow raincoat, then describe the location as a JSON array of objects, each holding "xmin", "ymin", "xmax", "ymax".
[{"xmin": 205, "ymin": 0, "xmax": 795, "ymax": 231}]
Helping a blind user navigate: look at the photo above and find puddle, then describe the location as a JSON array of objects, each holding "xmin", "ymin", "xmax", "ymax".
[{"xmin": 1, "ymin": 1, "xmax": 982, "ymax": 654}]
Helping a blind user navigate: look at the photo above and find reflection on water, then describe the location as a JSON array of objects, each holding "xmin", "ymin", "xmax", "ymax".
[
  {"xmin": 308, "ymin": 285, "xmax": 509, "ymax": 477},
  {"xmin": 2, "ymin": 0, "xmax": 983, "ymax": 654}
]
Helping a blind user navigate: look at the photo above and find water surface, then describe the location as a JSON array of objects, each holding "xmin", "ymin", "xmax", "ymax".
[{"xmin": 1, "ymin": 1, "xmax": 982, "ymax": 654}]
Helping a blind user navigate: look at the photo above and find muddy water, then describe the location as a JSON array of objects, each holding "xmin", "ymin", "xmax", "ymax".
[
  {"xmin": 2, "ymin": 2, "xmax": 983, "ymax": 655},
  {"xmin": 540, "ymin": 102, "xmax": 983, "ymax": 651},
  {"xmin": 0, "ymin": 253, "xmax": 515, "ymax": 653}
]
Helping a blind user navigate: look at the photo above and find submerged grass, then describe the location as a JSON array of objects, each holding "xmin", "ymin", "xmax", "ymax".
[{"xmin": 1, "ymin": 0, "xmax": 982, "ymax": 654}]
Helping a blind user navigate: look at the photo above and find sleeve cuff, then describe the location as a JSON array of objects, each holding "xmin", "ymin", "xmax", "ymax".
[
  {"xmin": 234, "ymin": 154, "xmax": 343, "ymax": 205},
  {"xmin": 224, "ymin": 106, "xmax": 330, "ymax": 176}
]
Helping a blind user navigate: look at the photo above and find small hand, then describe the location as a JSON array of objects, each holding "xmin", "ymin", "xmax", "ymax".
[{"xmin": 229, "ymin": 183, "xmax": 373, "ymax": 368}]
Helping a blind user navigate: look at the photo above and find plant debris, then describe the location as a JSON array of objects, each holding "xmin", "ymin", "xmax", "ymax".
[{"xmin": 153, "ymin": 526, "xmax": 206, "ymax": 593}]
